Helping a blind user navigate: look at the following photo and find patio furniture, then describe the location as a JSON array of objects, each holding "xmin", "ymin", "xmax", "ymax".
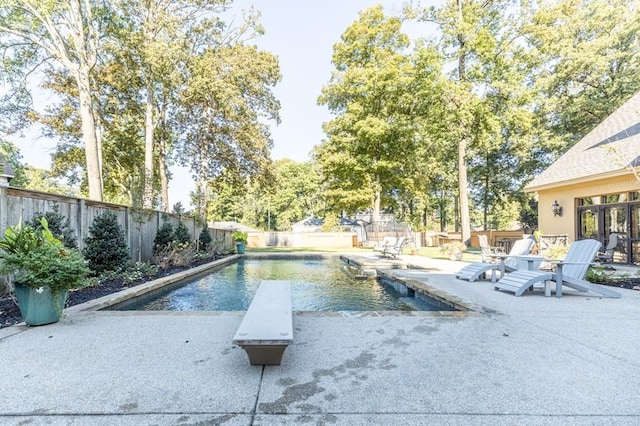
[
  {"xmin": 494, "ymin": 239, "xmax": 621, "ymax": 298},
  {"xmin": 456, "ymin": 237, "xmax": 535, "ymax": 282},
  {"xmin": 373, "ymin": 237, "xmax": 397, "ymax": 254},
  {"xmin": 233, "ymin": 280, "xmax": 293, "ymax": 365},
  {"xmin": 595, "ymin": 233, "xmax": 619, "ymax": 263},
  {"xmin": 376, "ymin": 237, "xmax": 407, "ymax": 259},
  {"xmin": 478, "ymin": 235, "xmax": 505, "ymax": 262}
]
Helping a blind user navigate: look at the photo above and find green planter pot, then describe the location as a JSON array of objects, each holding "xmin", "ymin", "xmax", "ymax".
[
  {"xmin": 14, "ymin": 283, "xmax": 68, "ymax": 326},
  {"xmin": 236, "ymin": 242, "xmax": 246, "ymax": 254}
]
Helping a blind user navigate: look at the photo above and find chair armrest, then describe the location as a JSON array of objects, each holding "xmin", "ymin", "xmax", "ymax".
[{"xmin": 489, "ymin": 253, "xmax": 509, "ymax": 259}]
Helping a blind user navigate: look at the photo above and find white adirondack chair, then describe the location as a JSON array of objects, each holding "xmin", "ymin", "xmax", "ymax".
[
  {"xmin": 456, "ymin": 237, "xmax": 535, "ymax": 282},
  {"xmin": 494, "ymin": 239, "xmax": 621, "ymax": 298}
]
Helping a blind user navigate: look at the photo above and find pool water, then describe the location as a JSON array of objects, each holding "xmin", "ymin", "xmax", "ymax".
[{"xmin": 114, "ymin": 257, "xmax": 450, "ymax": 312}]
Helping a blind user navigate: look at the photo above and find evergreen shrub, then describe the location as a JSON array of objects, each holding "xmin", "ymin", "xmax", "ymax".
[
  {"xmin": 173, "ymin": 222, "xmax": 191, "ymax": 245},
  {"xmin": 83, "ymin": 211, "xmax": 130, "ymax": 275},
  {"xmin": 153, "ymin": 222, "xmax": 174, "ymax": 254},
  {"xmin": 31, "ymin": 204, "xmax": 77, "ymax": 248},
  {"xmin": 198, "ymin": 225, "xmax": 212, "ymax": 251}
]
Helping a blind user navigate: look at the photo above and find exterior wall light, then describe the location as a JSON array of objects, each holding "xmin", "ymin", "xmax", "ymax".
[{"xmin": 552, "ymin": 200, "xmax": 563, "ymax": 217}]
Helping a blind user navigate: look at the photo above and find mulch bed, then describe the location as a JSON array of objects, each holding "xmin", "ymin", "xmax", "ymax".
[
  {"xmin": 2, "ymin": 261, "xmax": 639, "ymax": 329},
  {"xmin": 1, "ymin": 256, "xmax": 220, "ymax": 329}
]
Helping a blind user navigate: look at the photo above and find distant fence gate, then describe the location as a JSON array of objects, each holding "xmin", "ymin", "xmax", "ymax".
[{"xmin": 0, "ymin": 187, "xmax": 233, "ymax": 263}]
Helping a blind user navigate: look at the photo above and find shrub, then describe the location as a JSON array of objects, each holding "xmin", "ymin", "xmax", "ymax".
[
  {"xmin": 83, "ymin": 211, "xmax": 130, "ymax": 275},
  {"xmin": 31, "ymin": 204, "xmax": 77, "ymax": 248},
  {"xmin": 153, "ymin": 241, "xmax": 194, "ymax": 271},
  {"xmin": 585, "ymin": 265, "xmax": 625, "ymax": 284},
  {"xmin": 121, "ymin": 262, "xmax": 159, "ymax": 285},
  {"xmin": 153, "ymin": 222, "xmax": 174, "ymax": 254},
  {"xmin": 198, "ymin": 225, "xmax": 212, "ymax": 251},
  {"xmin": 173, "ymin": 222, "xmax": 191, "ymax": 245}
]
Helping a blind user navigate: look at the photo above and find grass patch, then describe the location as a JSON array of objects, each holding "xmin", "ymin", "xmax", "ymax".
[
  {"xmin": 246, "ymin": 246, "xmax": 366, "ymax": 253},
  {"xmin": 414, "ymin": 246, "xmax": 483, "ymax": 262}
]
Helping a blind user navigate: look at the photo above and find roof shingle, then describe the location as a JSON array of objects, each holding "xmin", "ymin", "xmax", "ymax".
[{"xmin": 525, "ymin": 91, "xmax": 640, "ymax": 191}]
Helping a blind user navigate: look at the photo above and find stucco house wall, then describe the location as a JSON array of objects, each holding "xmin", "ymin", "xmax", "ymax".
[
  {"xmin": 525, "ymin": 91, "xmax": 640, "ymax": 263},
  {"xmin": 536, "ymin": 174, "xmax": 639, "ymax": 239}
]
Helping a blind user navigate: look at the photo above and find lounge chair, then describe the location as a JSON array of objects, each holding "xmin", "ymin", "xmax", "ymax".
[
  {"xmin": 595, "ymin": 233, "xmax": 619, "ymax": 263},
  {"xmin": 456, "ymin": 237, "xmax": 535, "ymax": 282},
  {"xmin": 376, "ymin": 237, "xmax": 407, "ymax": 259},
  {"xmin": 494, "ymin": 239, "xmax": 621, "ymax": 298},
  {"xmin": 373, "ymin": 237, "xmax": 397, "ymax": 254},
  {"xmin": 478, "ymin": 235, "xmax": 504, "ymax": 262}
]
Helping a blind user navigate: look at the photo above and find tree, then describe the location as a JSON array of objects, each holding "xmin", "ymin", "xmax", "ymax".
[
  {"xmin": 526, "ymin": 0, "xmax": 640, "ymax": 144},
  {"xmin": 268, "ymin": 159, "xmax": 323, "ymax": 231},
  {"xmin": 0, "ymin": 0, "xmax": 105, "ymax": 200},
  {"xmin": 107, "ymin": 0, "xmax": 231, "ymax": 210},
  {"xmin": 317, "ymin": 7, "xmax": 417, "ymax": 223},
  {"xmin": 179, "ymin": 42, "xmax": 281, "ymax": 220},
  {"xmin": 411, "ymin": 0, "xmax": 548, "ymax": 235}
]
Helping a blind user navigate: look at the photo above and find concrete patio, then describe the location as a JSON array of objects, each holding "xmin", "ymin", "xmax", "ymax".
[{"xmin": 1, "ymin": 253, "xmax": 639, "ymax": 425}]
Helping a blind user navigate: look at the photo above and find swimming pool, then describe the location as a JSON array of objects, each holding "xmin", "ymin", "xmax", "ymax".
[{"xmin": 112, "ymin": 257, "xmax": 455, "ymax": 312}]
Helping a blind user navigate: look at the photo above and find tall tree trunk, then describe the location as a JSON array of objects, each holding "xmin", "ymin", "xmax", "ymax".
[
  {"xmin": 456, "ymin": 0, "xmax": 471, "ymax": 246},
  {"xmin": 75, "ymin": 67, "xmax": 103, "ymax": 201},
  {"xmin": 483, "ymin": 172, "xmax": 489, "ymax": 230},
  {"xmin": 458, "ymin": 138, "xmax": 471, "ymax": 243},
  {"xmin": 198, "ymin": 179, "xmax": 207, "ymax": 221},
  {"xmin": 198, "ymin": 151, "xmax": 208, "ymax": 220},
  {"xmin": 143, "ymin": 86, "xmax": 154, "ymax": 209},
  {"xmin": 372, "ymin": 173, "xmax": 381, "ymax": 224},
  {"xmin": 158, "ymin": 137, "xmax": 169, "ymax": 212}
]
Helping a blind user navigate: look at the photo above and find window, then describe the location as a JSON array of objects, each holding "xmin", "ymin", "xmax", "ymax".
[
  {"xmin": 604, "ymin": 193, "xmax": 627, "ymax": 203},
  {"xmin": 577, "ymin": 197, "xmax": 600, "ymax": 206}
]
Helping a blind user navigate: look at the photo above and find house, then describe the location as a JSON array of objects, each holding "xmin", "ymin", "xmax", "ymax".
[
  {"xmin": 0, "ymin": 153, "xmax": 14, "ymax": 187},
  {"xmin": 208, "ymin": 221, "xmax": 260, "ymax": 233},
  {"xmin": 525, "ymin": 91, "xmax": 640, "ymax": 264}
]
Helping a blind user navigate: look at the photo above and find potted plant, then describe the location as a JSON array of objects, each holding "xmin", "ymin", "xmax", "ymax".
[
  {"xmin": 231, "ymin": 231, "xmax": 249, "ymax": 254},
  {"xmin": 440, "ymin": 240, "xmax": 467, "ymax": 261},
  {"xmin": 0, "ymin": 218, "xmax": 90, "ymax": 326},
  {"xmin": 232, "ymin": 231, "xmax": 248, "ymax": 254}
]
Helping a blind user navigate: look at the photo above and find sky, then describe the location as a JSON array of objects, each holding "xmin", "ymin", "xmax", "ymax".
[
  {"xmin": 231, "ymin": 0, "xmax": 413, "ymax": 161},
  {"xmin": 8, "ymin": 0, "xmax": 435, "ymax": 210}
]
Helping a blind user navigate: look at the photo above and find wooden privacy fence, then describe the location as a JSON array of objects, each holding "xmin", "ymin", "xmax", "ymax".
[{"xmin": 0, "ymin": 187, "xmax": 234, "ymax": 263}]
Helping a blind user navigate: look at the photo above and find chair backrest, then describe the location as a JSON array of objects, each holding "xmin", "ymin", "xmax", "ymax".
[
  {"xmin": 504, "ymin": 237, "xmax": 535, "ymax": 268},
  {"xmin": 478, "ymin": 235, "xmax": 492, "ymax": 255},
  {"xmin": 382, "ymin": 237, "xmax": 397, "ymax": 247},
  {"xmin": 508, "ymin": 237, "xmax": 535, "ymax": 256},
  {"xmin": 562, "ymin": 239, "xmax": 602, "ymax": 279},
  {"xmin": 602, "ymin": 233, "xmax": 619, "ymax": 256},
  {"xmin": 396, "ymin": 237, "xmax": 407, "ymax": 248},
  {"xmin": 604, "ymin": 233, "xmax": 619, "ymax": 250}
]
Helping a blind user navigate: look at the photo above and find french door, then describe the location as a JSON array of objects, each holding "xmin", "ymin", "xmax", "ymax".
[{"xmin": 577, "ymin": 201, "xmax": 639, "ymax": 264}]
